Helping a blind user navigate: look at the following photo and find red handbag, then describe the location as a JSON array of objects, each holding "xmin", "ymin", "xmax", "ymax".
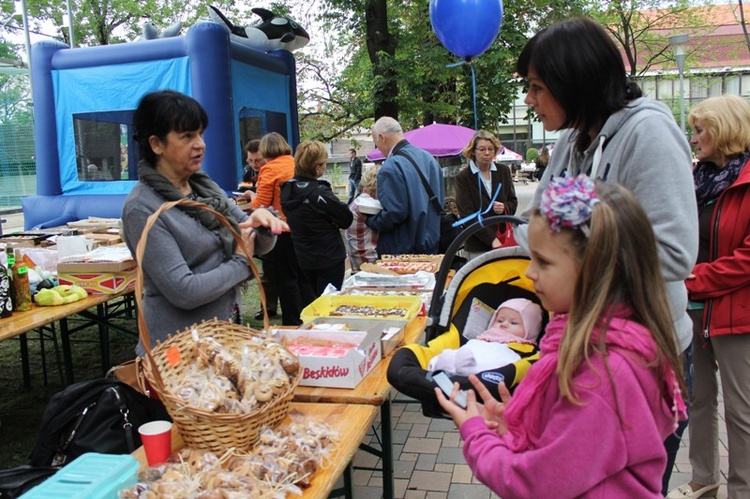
[{"xmin": 495, "ymin": 222, "xmax": 518, "ymax": 248}]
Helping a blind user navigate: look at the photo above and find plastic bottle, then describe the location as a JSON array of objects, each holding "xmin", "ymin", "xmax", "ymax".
[
  {"xmin": 0, "ymin": 250, "xmax": 12, "ymax": 318},
  {"xmin": 8, "ymin": 248, "xmax": 31, "ymax": 312}
]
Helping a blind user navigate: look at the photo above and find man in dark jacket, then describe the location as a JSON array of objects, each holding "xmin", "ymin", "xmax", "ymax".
[
  {"xmin": 366, "ymin": 117, "xmax": 443, "ymax": 255},
  {"xmin": 347, "ymin": 148, "xmax": 363, "ymax": 204}
]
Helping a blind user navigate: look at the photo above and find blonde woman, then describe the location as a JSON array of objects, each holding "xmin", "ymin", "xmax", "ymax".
[
  {"xmin": 668, "ymin": 95, "xmax": 750, "ymax": 499},
  {"xmin": 280, "ymin": 140, "xmax": 353, "ymax": 297}
]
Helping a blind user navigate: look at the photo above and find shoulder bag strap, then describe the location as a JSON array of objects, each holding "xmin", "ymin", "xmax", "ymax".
[{"xmin": 395, "ymin": 151, "xmax": 444, "ymax": 214}]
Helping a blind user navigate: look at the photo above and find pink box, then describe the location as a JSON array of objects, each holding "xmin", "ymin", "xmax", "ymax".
[{"xmin": 275, "ymin": 328, "xmax": 382, "ymax": 389}]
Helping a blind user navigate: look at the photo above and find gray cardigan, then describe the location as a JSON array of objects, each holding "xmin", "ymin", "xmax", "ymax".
[
  {"xmin": 527, "ymin": 98, "xmax": 698, "ymax": 352},
  {"xmin": 122, "ymin": 181, "xmax": 274, "ymax": 355}
]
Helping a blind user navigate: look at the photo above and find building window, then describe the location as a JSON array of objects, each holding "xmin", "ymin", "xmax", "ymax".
[
  {"xmin": 658, "ymin": 78, "xmax": 674, "ymax": 99},
  {"xmin": 742, "ymin": 74, "xmax": 750, "ymax": 97},
  {"xmin": 641, "ymin": 79, "xmax": 657, "ymax": 98},
  {"xmin": 726, "ymin": 75, "xmax": 740, "ymax": 95}
]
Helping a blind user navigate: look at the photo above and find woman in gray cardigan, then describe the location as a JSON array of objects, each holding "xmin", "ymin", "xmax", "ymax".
[{"xmin": 122, "ymin": 90, "xmax": 287, "ymax": 355}]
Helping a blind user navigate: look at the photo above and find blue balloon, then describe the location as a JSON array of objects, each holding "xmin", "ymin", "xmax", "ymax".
[{"xmin": 429, "ymin": 0, "xmax": 504, "ymax": 59}]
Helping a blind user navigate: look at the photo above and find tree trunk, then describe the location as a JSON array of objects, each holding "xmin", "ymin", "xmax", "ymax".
[
  {"xmin": 365, "ymin": 0, "xmax": 399, "ymax": 120},
  {"xmin": 739, "ymin": 0, "xmax": 750, "ymax": 54}
]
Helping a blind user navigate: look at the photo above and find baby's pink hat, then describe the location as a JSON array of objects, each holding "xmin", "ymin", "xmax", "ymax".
[{"xmin": 490, "ymin": 298, "xmax": 543, "ymax": 343}]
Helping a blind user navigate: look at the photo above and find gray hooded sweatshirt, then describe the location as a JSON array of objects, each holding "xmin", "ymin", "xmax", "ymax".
[{"xmin": 526, "ymin": 97, "xmax": 698, "ymax": 352}]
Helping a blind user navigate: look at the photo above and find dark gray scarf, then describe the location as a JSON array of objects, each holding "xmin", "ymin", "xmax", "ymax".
[
  {"xmin": 693, "ymin": 152, "xmax": 749, "ymax": 208},
  {"xmin": 137, "ymin": 161, "xmax": 240, "ymax": 258}
]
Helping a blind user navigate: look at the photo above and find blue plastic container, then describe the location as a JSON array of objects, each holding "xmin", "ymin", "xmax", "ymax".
[{"xmin": 21, "ymin": 453, "xmax": 139, "ymax": 499}]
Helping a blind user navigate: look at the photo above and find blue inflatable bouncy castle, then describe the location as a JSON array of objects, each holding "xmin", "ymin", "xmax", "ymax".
[{"xmin": 24, "ymin": 21, "xmax": 300, "ymax": 229}]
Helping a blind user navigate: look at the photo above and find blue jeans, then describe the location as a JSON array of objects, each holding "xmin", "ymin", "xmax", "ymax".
[{"xmin": 347, "ymin": 178, "xmax": 358, "ymax": 204}]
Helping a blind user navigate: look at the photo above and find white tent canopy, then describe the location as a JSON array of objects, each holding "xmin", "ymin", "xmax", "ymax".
[{"xmin": 494, "ymin": 146, "xmax": 522, "ymax": 162}]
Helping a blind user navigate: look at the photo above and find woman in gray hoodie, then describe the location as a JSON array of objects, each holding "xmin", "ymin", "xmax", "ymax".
[{"xmin": 516, "ymin": 18, "xmax": 698, "ymax": 494}]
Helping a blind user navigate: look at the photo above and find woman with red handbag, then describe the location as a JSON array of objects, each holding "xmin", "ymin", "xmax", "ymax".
[{"xmin": 455, "ymin": 130, "xmax": 518, "ymax": 260}]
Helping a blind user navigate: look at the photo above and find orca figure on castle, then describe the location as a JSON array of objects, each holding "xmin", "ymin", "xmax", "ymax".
[{"xmin": 208, "ymin": 6, "xmax": 310, "ymax": 52}]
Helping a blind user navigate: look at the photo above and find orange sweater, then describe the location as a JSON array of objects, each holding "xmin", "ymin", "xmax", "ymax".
[{"xmin": 251, "ymin": 154, "xmax": 294, "ymax": 219}]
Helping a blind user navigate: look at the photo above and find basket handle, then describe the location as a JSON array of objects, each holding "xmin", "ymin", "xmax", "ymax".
[{"xmin": 134, "ymin": 198, "xmax": 268, "ymax": 393}]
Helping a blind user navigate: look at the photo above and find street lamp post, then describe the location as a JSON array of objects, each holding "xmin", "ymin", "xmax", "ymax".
[{"xmin": 669, "ymin": 33, "xmax": 689, "ymax": 135}]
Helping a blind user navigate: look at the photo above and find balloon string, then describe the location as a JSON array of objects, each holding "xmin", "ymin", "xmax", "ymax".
[
  {"xmin": 445, "ymin": 58, "xmax": 478, "ymax": 129},
  {"xmin": 471, "ymin": 64, "xmax": 478, "ymax": 130},
  {"xmin": 453, "ymin": 182, "xmax": 503, "ymax": 228}
]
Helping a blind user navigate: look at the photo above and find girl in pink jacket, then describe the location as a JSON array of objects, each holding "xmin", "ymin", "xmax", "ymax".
[{"xmin": 436, "ymin": 176, "xmax": 687, "ymax": 498}]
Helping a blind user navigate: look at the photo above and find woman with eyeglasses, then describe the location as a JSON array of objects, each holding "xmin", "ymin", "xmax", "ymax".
[{"xmin": 455, "ymin": 130, "xmax": 518, "ymax": 260}]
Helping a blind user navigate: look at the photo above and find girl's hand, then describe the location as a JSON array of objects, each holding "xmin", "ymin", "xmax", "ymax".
[
  {"xmin": 492, "ymin": 201, "xmax": 505, "ymax": 214},
  {"xmin": 435, "ymin": 382, "xmax": 482, "ymax": 428},
  {"xmin": 242, "ymin": 190, "xmax": 257, "ymax": 202},
  {"xmin": 241, "ymin": 208, "xmax": 289, "ymax": 235},
  {"xmin": 468, "ymin": 375, "xmax": 511, "ymax": 435}
]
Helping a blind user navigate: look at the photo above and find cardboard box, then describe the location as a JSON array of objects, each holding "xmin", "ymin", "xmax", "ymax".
[
  {"xmin": 0, "ymin": 234, "xmax": 50, "ymax": 248},
  {"xmin": 86, "ymin": 232, "xmax": 123, "ymax": 247},
  {"xmin": 302, "ymin": 317, "xmax": 408, "ymax": 358},
  {"xmin": 57, "ymin": 245, "xmax": 134, "ymax": 273},
  {"xmin": 58, "ymin": 270, "xmax": 135, "ymax": 294},
  {"xmin": 300, "ymin": 295, "xmax": 422, "ymax": 323},
  {"xmin": 274, "ymin": 328, "xmax": 382, "ymax": 389}
]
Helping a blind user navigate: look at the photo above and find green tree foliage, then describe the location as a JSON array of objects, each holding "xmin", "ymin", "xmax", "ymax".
[
  {"xmin": 0, "ymin": 41, "xmax": 32, "ymax": 123},
  {"xmin": 0, "ymin": 0, "xmax": 213, "ymax": 47},
  {"xmin": 309, "ymin": 0, "xmax": 589, "ymax": 138},
  {"xmin": 587, "ymin": 0, "xmax": 709, "ymax": 77}
]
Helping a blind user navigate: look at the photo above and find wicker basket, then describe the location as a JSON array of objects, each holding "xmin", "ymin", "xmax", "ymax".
[{"xmin": 134, "ymin": 199, "xmax": 297, "ymax": 453}]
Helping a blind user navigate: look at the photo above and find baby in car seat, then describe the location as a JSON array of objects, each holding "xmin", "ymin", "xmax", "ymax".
[{"xmin": 427, "ymin": 298, "xmax": 543, "ymax": 376}]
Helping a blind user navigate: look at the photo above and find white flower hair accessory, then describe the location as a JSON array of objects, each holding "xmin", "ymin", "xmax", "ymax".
[{"xmin": 539, "ymin": 174, "xmax": 600, "ymax": 236}]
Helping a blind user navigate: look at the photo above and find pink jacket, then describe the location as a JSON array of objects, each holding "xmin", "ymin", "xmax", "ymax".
[{"xmin": 460, "ymin": 314, "xmax": 680, "ymax": 498}]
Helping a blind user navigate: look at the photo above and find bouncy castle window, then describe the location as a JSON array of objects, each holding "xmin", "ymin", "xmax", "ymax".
[
  {"xmin": 238, "ymin": 108, "xmax": 288, "ymax": 147},
  {"xmin": 72, "ymin": 110, "xmax": 135, "ymax": 182}
]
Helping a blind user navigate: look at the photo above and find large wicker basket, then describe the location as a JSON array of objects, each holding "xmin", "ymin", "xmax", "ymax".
[{"xmin": 134, "ymin": 199, "xmax": 298, "ymax": 453}]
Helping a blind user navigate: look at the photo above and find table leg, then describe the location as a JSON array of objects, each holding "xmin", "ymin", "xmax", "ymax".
[
  {"xmin": 60, "ymin": 318, "xmax": 75, "ymax": 385},
  {"xmin": 381, "ymin": 399, "xmax": 394, "ymax": 499},
  {"xmin": 20, "ymin": 333, "xmax": 30, "ymax": 389},
  {"xmin": 97, "ymin": 303, "xmax": 110, "ymax": 374},
  {"xmin": 343, "ymin": 462, "xmax": 353, "ymax": 499}
]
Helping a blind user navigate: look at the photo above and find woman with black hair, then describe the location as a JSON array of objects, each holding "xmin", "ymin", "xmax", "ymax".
[
  {"xmin": 517, "ymin": 18, "xmax": 698, "ymax": 494},
  {"xmin": 122, "ymin": 90, "xmax": 287, "ymax": 355}
]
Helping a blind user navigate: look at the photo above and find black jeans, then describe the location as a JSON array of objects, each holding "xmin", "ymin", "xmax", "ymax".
[
  {"xmin": 301, "ymin": 260, "xmax": 346, "ymax": 298},
  {"xmin": 271, "ymin": 233, "xmax": 313, "ymax": 326}
]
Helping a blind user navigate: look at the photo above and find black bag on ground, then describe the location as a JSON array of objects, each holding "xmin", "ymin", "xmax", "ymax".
[
  {"xmin": 28, "ymin": 377, "xmax": 170, "ymax": 467},
  {"xmin": 0, "ymin": 465, "xmax": 57, "ymax": 498}
]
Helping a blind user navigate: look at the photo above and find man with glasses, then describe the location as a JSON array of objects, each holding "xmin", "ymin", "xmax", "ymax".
[{"xmin": 366, "ymin": 116, "xmax": 443, "ymax": 255}]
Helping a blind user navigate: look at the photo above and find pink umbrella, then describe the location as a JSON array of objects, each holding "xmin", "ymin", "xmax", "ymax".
[{"xmin": 366, "ymin": 123, "xmax": 476, "ymax": 161}]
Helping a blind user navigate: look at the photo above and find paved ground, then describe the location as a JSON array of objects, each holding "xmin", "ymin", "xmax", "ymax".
[
  {"xmin": 336, "ymin": 181, "xmax": 734, "ymax": 498},
  {"xmin": 338, "ymin": 373, "xmax": 729, "ymax": 498},
  {"xmin": 4, "ymin": 180, "xmax": 730, "ymax": 497}
]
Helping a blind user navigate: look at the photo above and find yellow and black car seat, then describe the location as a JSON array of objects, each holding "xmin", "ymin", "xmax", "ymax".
[{"xmin": 387, "ymin": 216, "xmax": 548, "ymax": 418}]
